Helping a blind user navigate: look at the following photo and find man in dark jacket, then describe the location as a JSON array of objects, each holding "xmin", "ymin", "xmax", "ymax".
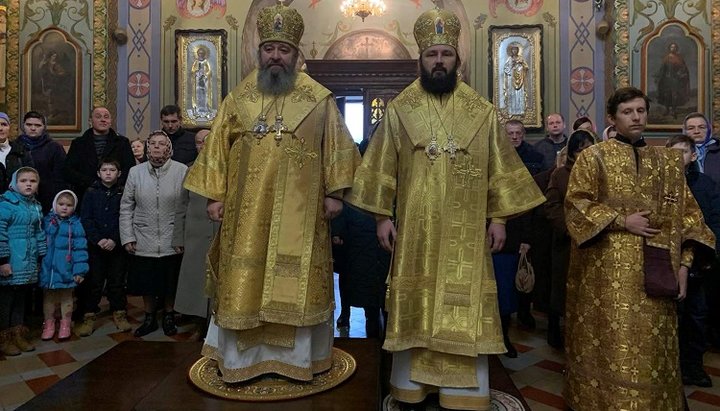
[
  {"xmin": 160, "ymin": 105, "xmax": 197, "ymax": 165},
  {"xmin": 534, "ymin": 113, "xmax": 567, "ymax": 171},
  {"xmin": 64, "ymin": 107, "xmax": 135, "ymax": 207},
  {"xmin": 492, "ymin": 120, "xmax": 545, "ymax": 357},
  {"xmin": 17, "ymin": 111, "xmax": 66, "ymax": 213},
  {"xmin": 507, "ymin": 119, "xmax": 544, "ymax": 175}
]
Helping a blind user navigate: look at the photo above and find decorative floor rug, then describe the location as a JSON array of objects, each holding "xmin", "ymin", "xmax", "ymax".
[
  {"xmin": 188, "ymin": 347, "xmax": 356, "ymax": 401},
  {"xmin": 382, "ymin": 389, "xmax": 526, "ymax": 411}
]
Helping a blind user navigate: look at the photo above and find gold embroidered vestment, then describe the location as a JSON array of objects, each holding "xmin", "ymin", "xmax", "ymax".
[
  {"xmin": 564, "ymin": 139, "xmax": 715, "ymax": 410},
  {"xmin": 184, "ymin": 71, "xmax": 360, "ymax": 342},
  {"xmin": 348, "ymin": 80, "xmax": 545, "ymax": 387}
]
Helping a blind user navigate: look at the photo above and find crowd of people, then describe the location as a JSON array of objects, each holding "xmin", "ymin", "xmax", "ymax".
[
  {"xmin": 0, "ymin": 2, "xmax": 717, "ymax": 411},
  {"xmin": 0, "ymin": 104, "xmax": 213, "ymax": 358}
]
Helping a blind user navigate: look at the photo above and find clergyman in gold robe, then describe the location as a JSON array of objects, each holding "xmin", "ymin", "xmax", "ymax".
[
  {"xmin": 564, "ymin": 87, "xmax": 715, "ymax": 410},
  {"xmin": 348, "ymin": 7, "xmax": 544, "ymax": 411},
  {"xmin": 183, "ymin": 2, "xmax": 360, "ymax": 383}
]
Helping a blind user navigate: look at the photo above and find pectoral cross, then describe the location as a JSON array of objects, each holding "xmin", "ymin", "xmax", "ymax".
[
  {"xmin": 272, "ymin": 115, "xmax": 287, "ymax": 145},
  {"xmin": 253, "ymin": 114, "xmax": 269, "ymax": 142},
  {"xmin": 444, "ymin": 136, "xmax": 458, "ymax": 160}
]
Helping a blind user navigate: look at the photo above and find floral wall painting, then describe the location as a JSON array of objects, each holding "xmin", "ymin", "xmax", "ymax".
[
  {"xmin": 23, "ymin": 28, "xmax": 82, "ymax": 132},
  {"xmin": 641, "ymin": 21, "xmax": 704, "ymax": 130},
  {"xmin": 176, "ymin": 29, "xmax": 227, "ymax": 128},
  {"xmin": 489, "ymin": 25, "xmax": 543, "ymax": 129}
]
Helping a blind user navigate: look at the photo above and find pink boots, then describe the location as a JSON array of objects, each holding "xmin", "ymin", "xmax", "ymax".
[
  {"xmin": 58, "ymin": 319, "xmax": 71, "ymax": 339},
  {"xmin": 41, "ymin": 320, "xmax": 56, "ymax": 340},
  {"xmin": 41, "ymin": 318, "xmax": 72, "ymax": 340}
]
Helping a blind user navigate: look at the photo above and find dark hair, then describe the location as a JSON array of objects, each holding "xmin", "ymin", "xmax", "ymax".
[
  {"xmin": 97, "ymin": 158, "xmax": 121, "ymax": 171},
  {"xmin": 567, "ymin": 129, "xmax": 596, "ymax": 160},
  {"xmin": 505, "ymin": 119, "xmax": 525, "ymax": 129},
  {"xmin": 23, "ymin": 111, "xmax": 46, "ymax": 126},
  {"xmin": 606, "ymin": 87, "xmax": 650, "ymax": 117},
  {"xmin": 160, "ymin": 105, "xmax": 182, "ymax": 118},
  {"xmin": 665, "ymin": 134, "xmax": 696, "ymax": 151},
  {"xmin": 572, "ymin": 116, "xmax": 592, "ymax": 131}
]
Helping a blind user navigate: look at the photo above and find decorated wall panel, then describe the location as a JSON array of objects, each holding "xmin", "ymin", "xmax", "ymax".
[
  {"xmin": 4, "ymin": 0, "xmax": 114, "ymax": 139},
  {"xmin": 613, "ymin": 0, "xmax": 715, "ymax": 131}
]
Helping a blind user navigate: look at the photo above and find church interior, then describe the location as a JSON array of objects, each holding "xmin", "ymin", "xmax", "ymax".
[{"xmin": 1, "ymin": 0, "xmax": 720, "ymax": 410}]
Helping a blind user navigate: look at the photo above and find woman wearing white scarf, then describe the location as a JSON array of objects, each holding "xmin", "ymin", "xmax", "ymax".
[{"xmin": 120, "ymin": 130, "xmax": 188, "ymax": 337}]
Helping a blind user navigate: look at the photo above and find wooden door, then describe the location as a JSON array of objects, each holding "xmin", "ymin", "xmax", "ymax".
[{"xmin": 305, "ymin": 59, "xmax": 417, "ymax": 141}]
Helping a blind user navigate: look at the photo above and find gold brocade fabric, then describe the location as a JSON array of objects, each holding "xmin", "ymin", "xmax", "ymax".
[
  {"xmin": 564, "ymin": 139, "xmax": 715, "ymax": 411},
  {"xmin": 184, "ymin": 71, "xmax": 361, "ymax": 338},
  {"xmin": 348, "ymin": 80, "xmax": 545, "ymax": 386}
]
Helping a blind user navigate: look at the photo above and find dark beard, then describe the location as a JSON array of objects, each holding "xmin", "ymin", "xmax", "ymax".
[
  {"xmin": 420, "ymin": 65, "xmax": 458, "ymax": 95},
  {"xmin": 257, "ymin": 67, "xmax": 297, "ymax": 96}
]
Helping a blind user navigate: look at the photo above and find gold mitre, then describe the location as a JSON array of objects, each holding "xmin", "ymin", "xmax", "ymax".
[
  {"xmin": 413, "ymin": 7, "xmax": 461, "ymax": 52},
  {"xmin": 257, "ymin": 1, "xmax": 304, "ymax": 49}
]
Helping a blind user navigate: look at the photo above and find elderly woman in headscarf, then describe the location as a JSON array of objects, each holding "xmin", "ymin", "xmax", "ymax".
[
  {"xmin": 0, "ymin": 112, "xmax": 33, "ymax": 194},
  {"xmin": 120, "ymin": 130, "xmax": 188, "ymax": 338}
]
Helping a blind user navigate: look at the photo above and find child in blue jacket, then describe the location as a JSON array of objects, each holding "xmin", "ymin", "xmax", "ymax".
[
  {"xmin": 40, "ymin": 190, "xmax": 89, "ymax": 340},
  {"xmin": 0, "ymin": 167, "xmax": 46, "ymax": 356}
]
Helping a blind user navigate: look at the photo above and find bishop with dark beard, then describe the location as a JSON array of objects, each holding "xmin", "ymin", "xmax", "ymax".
[{"xmin": 349, "ymin": 6, "xmax": 545, "ymax": 411}]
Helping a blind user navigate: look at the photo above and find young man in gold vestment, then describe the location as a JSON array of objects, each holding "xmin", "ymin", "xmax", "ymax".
[
  {"xmin": 563, "ymin": 87, "xmax": 715, "ymax": 410},
  {"xmin": 348, "ymin": 7, "xmax": 545, "ymax": 411},
  {"xmin": 183, "ymin": 2, "xmax": 360, "ymax": 383}
]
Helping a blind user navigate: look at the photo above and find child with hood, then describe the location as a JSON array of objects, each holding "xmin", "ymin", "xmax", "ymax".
[
  {"xmin": 0, "ymin": 167, "xmax": 46, "ymax": 355},
  {"xmin": 40, "ymin": 189, "xmax": 89, "ymax": 340}
]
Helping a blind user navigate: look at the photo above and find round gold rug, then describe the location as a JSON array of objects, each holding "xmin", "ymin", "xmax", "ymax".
[{"xmin": 188, "ymin": 348, "xmax": 356, "ymax": 401}]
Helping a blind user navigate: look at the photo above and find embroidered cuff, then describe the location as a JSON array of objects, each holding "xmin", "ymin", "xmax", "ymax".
[{"xmin": 490, "ymin": 218, "xmax": 506, "ymax": 225}]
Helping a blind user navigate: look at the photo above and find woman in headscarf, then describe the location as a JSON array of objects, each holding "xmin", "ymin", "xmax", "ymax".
[
  {"xmin": 683, "ymin": 112, "xmax": 718, "ymax": 179},
  {"xmin": 600, "ymin": 125, "xmax": 617, "ymax": 142},
  {"xmin": 120, "ymin": 130, "xmax": 188, "ymax": 337},
  {"xmin": 543, "ymin": 129, "xmax": 596, "ymax": 349}
]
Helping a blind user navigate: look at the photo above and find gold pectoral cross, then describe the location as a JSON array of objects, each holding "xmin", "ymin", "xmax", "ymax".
[{"xmin": 271, "ymin": 115, "xmax": 287, "ymax": 145}]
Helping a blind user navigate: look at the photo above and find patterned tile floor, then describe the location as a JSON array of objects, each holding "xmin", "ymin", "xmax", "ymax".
[{"xmin": 1, "ymin": 279, "xmax": 720, "ymax": 410}]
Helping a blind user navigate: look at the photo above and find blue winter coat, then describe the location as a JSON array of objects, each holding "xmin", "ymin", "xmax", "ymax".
[
  {"xmin": 39, "ymin": 213, "xmax": 89, "ymax": 289},
  {"xmin": 0, "ymin": 190, "xmax": 47, "ymax": 286}
]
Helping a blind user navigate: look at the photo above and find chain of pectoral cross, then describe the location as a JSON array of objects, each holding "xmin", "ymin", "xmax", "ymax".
[
  {"xmin": 425, "ymin": 94, "xmax": 459, "ymax": 162},
  {"xmin": 253, "ymin": 95, "xmax": 289, "ymax": 146}
]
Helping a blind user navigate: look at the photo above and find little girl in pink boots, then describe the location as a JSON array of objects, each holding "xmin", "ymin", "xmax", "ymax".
[{"xmin": 40, "ymin": 190, "xmax": 89, "ymax": 340}]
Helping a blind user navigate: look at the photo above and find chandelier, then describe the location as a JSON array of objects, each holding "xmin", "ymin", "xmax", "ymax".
[{"xmin": 340, "ymin": 0, "xmax": 387, "ymax": 22}]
